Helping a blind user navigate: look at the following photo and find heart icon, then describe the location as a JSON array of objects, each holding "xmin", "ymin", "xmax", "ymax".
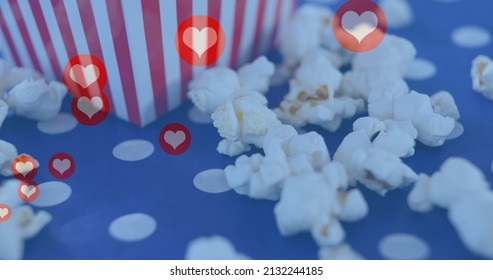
[
  {"xmin": 70, "ymin": 64, "xmax": 100, "ymax": 88},
  {"xmin": 183, "ymin": 27, "xmax": 218, "ymax": 57},
  {"xmin": 0, "ymin": 207, "xmax": 9, "ymax": 219},
  {"xmin": 77, "ymin": 96, "xmax": 103, "ymax": 119},
  {"xmin": 21, "ymin": 184, "xmax": 37, "ymax": 198},
  {"xmin": 15, "ymin": 162, "xmax": 33, "ymax": 177},
  {"xmin": 164, "ymin": 130, "xmax": 186, "ymax": 149},
  {"xmin": 341, "ymin": 11, "xmax": 378, "ymax": 43},
  {"xmin": 53, "ymin": 159, "xmax": 71, "ymax": 175}
]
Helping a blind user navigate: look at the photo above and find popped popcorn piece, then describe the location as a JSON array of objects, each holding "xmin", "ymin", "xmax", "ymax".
[
  {"xmin": 0, "ymin": 204, "xmax": 52, "ymax": 260},
  {"xmin": 353, "ymin": 117, "xmax": 417, "ymax": 157},
  {"xmin": 339, "ymin": 69, "xmax": 409, "ymax": 104},
  {"xmin": 225, "ymin": 153, "xmax": 289, "ymax": 200},
  {"xmin": 352, "ymin": 35, "xmax": 416, "ymax": 76},
  {"xmin": 334, "ymin": 125, "xmax": 417, "ymax": 194},
  {"xmin": 430, "ymin": 91, "xmax": 460, "ymax": 120},
  {"xmin": 407, "ymin": 174, "xmax": 433, "ymax": 213},
  {"xmin": 5, "ymin": 78, "xmax": 67, "ymax": 121},
  {"xmin": 276, "ymin": 52, "xmax": 365, "ymax": 131},
  {"xmin": 351, "ymin": 148, "xmax": 417, "ymax": 195},
  {"xmin": 274, "ymin": 173, "xmax": 340, "ymax": 237},
  {"xmin": 319, "ymin": 243, "xmax": 365, "ymax": 260},
  {"xmin": 321, "ymin": 161, "xmax": 349, "ymax": 191},
  {"xmin": 237, "ymin": 56, "xmax": 275, "ymax": 93},
  {"xmin": 337, "ymin": 189, "xmax": 369, "ymax": 222},
  {"xmin": 0, "ymin": 140, "xmax": 17, "ymax": 176},
  {"xmin": 311, "ymin": 216, "xmax": 345, "ymax": 246},
  {"xmin": 379, "ymin": 0, "xmax": 414, "ymax": 29},
  {"xmin": 279, "ymin": 5, "xmax": 333, "ymax": 68},
  {"xmin": 187, "ymin": 67, "xmax": 241, "ymax": 113},
  {"xmin": 185, "ymin": 235, "xmax": 251, "ymax": 260},
  {"xmin": 213, "ymin": 93, "xmax": 280, "ymax": 156},
  {"xmin": 428, "ymin": 158, "xmax": 489, "ymax": 209},
  {"xmin": 448, "ymin": 192, "xmax": 493, "ymax": 259},
  {"xmin": 0, "ymin": 59, "xmax": 41, "ymax": 94},
  {"xmin": 471, "ymin": 55, "xmax": 493, "ymax": 100},
  {"xmin": 224, "ymin": 126, "xmax": 331, "ymax": 200},
  {"xmin": 0, "ymin": 99, "xmax": 8, "ymax": 128},
  {"xmin": 370, "ymin": 90, "xmax": 460, "ymax": 147}
]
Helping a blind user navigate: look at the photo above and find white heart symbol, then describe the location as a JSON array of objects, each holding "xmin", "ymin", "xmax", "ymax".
[
  {"xmin": 77, "ymin": 96, "xmax": 103, "ymax": 119},
  {"xmin": 0, "ymin": 208, "xmax": 8, "ymax": 219},
  {"xmin": 69, "ymin": 64, "xmax": 100, "ymax": 88},
  {"xmin": 53, "ymin": 159, "xmax": 71, "ymax": 175},
  {"xmin": 15, "ymin": 162, "xmax": 33, "ymax": 177},
  {"xmin": 341, "ymin": 11, "xmax": 378, "ymax": 43},
  {"xmin": 183, "ymin": 27, "xmax": 218, "ymax": 57},
  {"xmin": 21, "ymin": 184, "xmax": 37, "ymax": 198},
  {"xmin": 164, "ymin": 130, "xmax": 186, "ymax": 149}
]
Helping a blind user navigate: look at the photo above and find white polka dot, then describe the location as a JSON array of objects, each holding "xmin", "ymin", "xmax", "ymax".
[
  {"xmin": 193, "ymin": 169, "xmax": 231, "ymax": 194},
  {"xmin": 379, "ymin": 233, "xmax": 430, "ymax": 260},
  {"xmin": 37, "ymin": 113, "xmax": 77, "ymax": 134},
  {"xmin": 112, "ymin": 140, "xmax": 154, "ymax": 161},
  {"xmin": 30, "ymin": 181, "xmax": 72, "ymax": 207},
  {"xmin": 188, "ymin": 107, "xmax": 212, "ymax": 124},
  {"xmin": 405, "ymin": 59, "xmax": 437, "ymax": 80},
  {"xmin": 452, "ymin": 26, "xmax": 491, "ymax": 48},
  {"xmin": 109, "ymin": 213, "xmax": 157, "ymax": 242}
]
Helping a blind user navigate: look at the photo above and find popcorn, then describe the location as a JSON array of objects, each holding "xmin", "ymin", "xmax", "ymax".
[
  {"xmin": 340, "ymin": 69, "xmax": 409, "ymax": 105},
  {"xmin": 337, "ymin": 189, "xmax": 369, "ymax": 222},
  {"xmin": 428, "ymin": 158, "xmax": 489, "ymax": 209},
  {"xmin": 311, "ymin": 215, "xmax": 345, "ymax": 246},
  {"xmin": 407, "ymin": 174, "xmax": 433, "ymax": 213},
  {"xmin": 188, "ymin": 56, "xmax": 275, "ymax": 114},
  {"xmin": 430, "ymin": 91, "xmax": 460, "ymax": 120},
  {"xmin": 276, "ymin": 56, "xmax": 362, "ymax": 131},
  {"xmin": 353, "ymin": 117, "xmax": 417, "ymax": 157},
  {"xmin": 333, "ymin": 125, "xmax": 417, "ymax": 194},
  {"xmin": 351, "ymin": 148, "xmax": 417, "ymax": 195},
  {"xmin": 0, "ymin": 59, "xmax": 41, "ymax": 94},
  {"xmin": 471, "ymin": 55, "xmax": 493, "ymax": 100},
  {"xmin": 187, "ymin": 67, "xmax": 241, "ymax": 113},
  {"xmin": 0, "ymin": 140, "xmax": 17, "ymax": 176},
  {"xmin": 225, "ymin": 125, "xmax": 331, "ymax": 200},
  {"xmin": 0, "ymin": 99, "xmax": 8, "ymax": 128},
  {"xmin": 273, "ymin": 173, "xmax": 340, "ymax": 237},
  {"xmin": 369, "ymin": 90, "xmax": 461, "ymax": 147},
  {"xmin": 379, "ymin": 0, "xmax": 414, "ymax": 29},
  {"xmin": 237, "ymin": 56, "xmax": 275, "ymax": 93},
  {"xmin": 279, "ymin": 5, "xmax": 333, "ymax": 68},
  {"xmin": 448, "ymin": 192, "xmax": 493, "ymax": 259},
  {"xmin": 213, "ymin": 93, "xmax": 280, "ymax": 156},
  {"xmin": 352, "ymin": 35, "xmax": 416, "ymax": 76},
  {"xmin": 0, "ymin": 180, "xmax": 52, "ymax": 260},
  {"xmin": 319, "ymin": 243, "xmax": 364, "ymax": 260},
  {"xmin": 185, "ymin": 235, "xmax": 251, "ymax": 260},
  {"xmin": 4, "ymin": 78, "xmax": 67, "ymax": 121}
]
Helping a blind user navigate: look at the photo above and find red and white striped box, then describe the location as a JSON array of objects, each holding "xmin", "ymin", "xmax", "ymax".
[{"xmin": 0, "ymin": 0, "xmax": 296, "ymax": 127}]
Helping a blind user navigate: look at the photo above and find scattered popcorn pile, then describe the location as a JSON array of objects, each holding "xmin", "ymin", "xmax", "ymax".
[
  {"xmin": 0, "ymin": 59, "xmax": 63, "ymax": 259},
  {"xmin": 0, "ymin": 180, "xmax": 52, "ymax": 260},
  {"xmin": 185, "ymin": 3, "xmax": 493, "ymax": 260}
]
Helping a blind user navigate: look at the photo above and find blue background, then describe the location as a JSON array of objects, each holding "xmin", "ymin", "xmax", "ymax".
[{"xmin": 1, "ymin": 0, "xmax": 493, "ymax": 259}]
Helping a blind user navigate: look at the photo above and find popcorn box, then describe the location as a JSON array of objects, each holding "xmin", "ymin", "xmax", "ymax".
[{"xmin": 0, "ymin": 0, "xmax": 296, "ymax": 126}]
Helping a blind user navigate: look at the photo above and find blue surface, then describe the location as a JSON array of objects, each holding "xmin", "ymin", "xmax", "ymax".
[{"xmin": 1, "ymin": 0, "xmax": 493, "ymax": 259}]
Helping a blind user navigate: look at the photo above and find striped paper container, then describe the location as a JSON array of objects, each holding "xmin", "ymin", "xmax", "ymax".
[{"xmin": 0, "ymin": 0, "xmax": 296, "ymax": 126}]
